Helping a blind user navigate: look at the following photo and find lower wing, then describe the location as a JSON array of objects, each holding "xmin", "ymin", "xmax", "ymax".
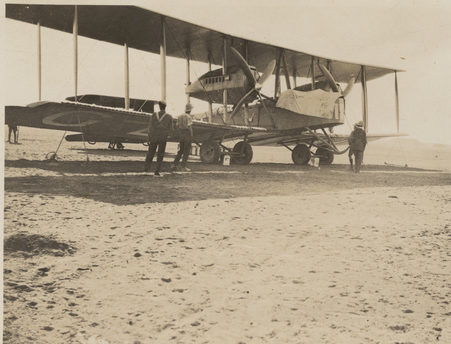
[{"xmin": 5, "ymin": 100, "xmax": 267, "ymax": 144}]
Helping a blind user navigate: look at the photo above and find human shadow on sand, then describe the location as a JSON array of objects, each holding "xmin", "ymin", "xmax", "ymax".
[{"xmin": 5, "ymin": 161, "xmax": 449, "ymax": 205}]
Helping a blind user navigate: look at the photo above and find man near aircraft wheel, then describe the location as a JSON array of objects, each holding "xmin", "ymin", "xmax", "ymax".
[
  {"xmin": 172, "ymin": 103, "xmax": 194, "ymax": 172},
  {"xmin": 144, "ymin": 101, "xmax": 173, "ymax": 176},
  {"xmin": 348, "ymin": 121, "xmax": 367, "ymax": 173}
]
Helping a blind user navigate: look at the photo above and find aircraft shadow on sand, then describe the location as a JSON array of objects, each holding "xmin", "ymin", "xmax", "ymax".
[
  {"xmin": 5, "ymin": 159, "xmax": 435, "ymax": 175},
  {"xmin": 5, "ymin": 161, "xmax": 446, "ymax": 206}
]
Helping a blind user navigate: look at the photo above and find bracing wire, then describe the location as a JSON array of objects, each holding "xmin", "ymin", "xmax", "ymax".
[
  {"xmin": 77, "ymin": 114, "xmax": 90, "ymax": 162},
  {"xmin": 46, "ymin": 130, "xmax": 66, "ymax": 161}
]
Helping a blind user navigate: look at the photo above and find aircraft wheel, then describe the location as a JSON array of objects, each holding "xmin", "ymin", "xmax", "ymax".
[
  {"xmin": 200, "ymin": 141, "xmax": 220, "ymax": 164},
  {"xmin": 292, "ymin": 144, "xmax": 311, "ymax": 165},
  {"xmin": 88, "ymin": 141, "xmax": 96, "ymax": 145},
  {"xmin": 108, "ymin": 142, "xmax": 115, "ymax": 150},
  {"xmin": 316, "ymin": 147, "xmax": 334, "ymax": 165},
  {"xmin": 231, "ymin": 141, "xmax": 253, "ymax": 165},
  {"xmin": 116, "ymin": 142, "xmax": 124, "ymax": 150}
]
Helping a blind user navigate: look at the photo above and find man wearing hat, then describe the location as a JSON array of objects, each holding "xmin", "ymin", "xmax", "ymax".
[
  {"xmin": 348, "ymin": 121, "xmax": 367, "ymax": 173},
  {"xmin": 144, "ymin": 100, "xmax": 173, "ymax": 175},
  {"xmin": 172, "ymin": 103, "xmax": 194, "ymax": 171}
]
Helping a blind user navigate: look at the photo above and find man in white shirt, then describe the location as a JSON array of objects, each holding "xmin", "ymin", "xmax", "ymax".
[{"xmin": 172, "ymin": 103, "xmax": 193, "ymax": 171}]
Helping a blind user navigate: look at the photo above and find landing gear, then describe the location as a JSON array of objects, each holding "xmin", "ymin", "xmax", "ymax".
[
  {"xmin": 291, "ymin": 144, "xmax": 311, "ymax": 165},
  {"xmin": 200, "ymin": 141, "xmax": 220, "ymax": 164},
  {"xmin": 315, "ymin": 147, "xmax": 334, "ymax": 165},
  {"xmin": 108, "ymin": 141, "xmax": 124, "ymax": 150},
  {"xmin": 231, "ymin": 141, "xmax": 253, "ymax": 165}
]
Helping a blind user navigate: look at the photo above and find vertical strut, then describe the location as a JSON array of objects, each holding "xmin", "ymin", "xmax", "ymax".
[
  {"xmin": 208, "ymin": 53, "xmax": 213, "ymax": 122},
  {"xmin": 37, "ymin": 21, "xmax": 41, "ymax": 101},
  {"xmin": 395, "ymin": 71, "xmax": 400, "ymax": 133},
  {"xmin": 244, "ymin": 40, "xmax": 249, "ymax": 62},
  {"xmin": 274, "ymin": 49, "xmax": 282, "ymax": 98},
  {"xmin": 124, "ymin": 43, "xmax": 130, "ymax": 110},
  {"xmin": 361, "ymin": 65, "xmax": 368, "ymax": 133},
  {"xmin": 282, "ymin": 52, "xmax": 291, "ymax": 90},
  {"xmin": 311, "ymin": 56, "xmax": 315, "ymax": 90},
  {"xmin": 222, "ymin": 37, "xmax": 228, "ymax": 122},
  {"xmin": 186, "ymin": 49, "xmax": 191, "ymax": 105},
  {"xmin": 73, "ymin": 6, "xmax": 78, "ymax": 102},
  {"xmin": 160, "ymin": 16, "xmax": 167, "ymax": 104}
]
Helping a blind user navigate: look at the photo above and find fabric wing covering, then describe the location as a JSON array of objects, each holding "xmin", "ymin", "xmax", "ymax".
[{"xmin": 6, "ymin": 4, "xmax": 402, "ymax": 83}]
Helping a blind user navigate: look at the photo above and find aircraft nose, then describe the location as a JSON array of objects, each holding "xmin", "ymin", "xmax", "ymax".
[{"xmin": 185, "ymin": 80, "xmax": 204, "ymax": 94}]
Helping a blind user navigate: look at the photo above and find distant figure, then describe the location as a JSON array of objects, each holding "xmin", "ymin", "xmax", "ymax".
[
  {"xmin": 172, "ymin": 103, "xmax": 194, "ymax": 172},
  {"xmin": 144, "ymin": 101, "xmax": 173, "ymax": 176},
  {"xmin": 8, "ymin": 118, "xmax": 18, "ymax": 144},
  {"xmin": 348, "ymin": 121, "xmax": 367, "ymax": 173}
]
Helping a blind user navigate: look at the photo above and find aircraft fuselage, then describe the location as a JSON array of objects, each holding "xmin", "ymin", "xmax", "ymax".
[{"xmin": 186, "ymin": 65, "xmax": 259, "ymax": 104}]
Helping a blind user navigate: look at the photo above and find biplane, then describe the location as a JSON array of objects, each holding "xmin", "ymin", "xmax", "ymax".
[{"xmin": 4, "ymin": 4, "xmax": 404, "ymax": 165}]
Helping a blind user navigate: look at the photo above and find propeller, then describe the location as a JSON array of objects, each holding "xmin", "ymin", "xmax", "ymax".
[
  {"xmin": 256, "ymin": 59, "xmax": 277, "ymax": 89},
  {"xmin": 229, "ymin": 46, "xmax": 276, "ymax": 119},
  {"xmin": 342, "ymin": 74, "xmax": 355, "ymax": 97},
  {"xmin": 317, "ymin": 64, "xmax": 356, "ymax": 98},
  {"xmin": 317, "ymin": 64, "xmax": 340, "ymax": 92}
]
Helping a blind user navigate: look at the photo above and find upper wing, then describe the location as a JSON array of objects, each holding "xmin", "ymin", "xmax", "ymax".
[{"xmin": 5, "ymin": 4, "xmax": 402, "ymax": 82}]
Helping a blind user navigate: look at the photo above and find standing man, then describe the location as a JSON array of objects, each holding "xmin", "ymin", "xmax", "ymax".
[
  {"xmin": 348, "ymin": 121, "xmax": 367, "ymax": 173},
  {"xmin": 172, "ymin": 103, "xmax": 193, "ymax": 171},
  {"xmin": 8, "ymin": 117, "xmax": 18, "ymax": 144},
  {"xmin": 144, "ymin": 101, "xmax": 173, "ymax": 176}
]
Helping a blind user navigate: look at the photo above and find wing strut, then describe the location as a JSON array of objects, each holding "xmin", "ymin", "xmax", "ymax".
[
  {"xmin": 160, "ymin": 16, "xmax": 167, "ymax": 103},
  {"xmin": 207, "ymin": 53, "xmax": 213, "ymax": 122},
  {"xmin": 282, "ymin": 52, "xmax": 291, "ymax": 90},
  {"xmin": 274, "ymin": 49, "xmax": 283, "ymax": 98},
  {"xmin": 37, "ymin": 21, "xmax": 41, "ymax": 101},
  {"xmin": 73, "ymin": 5, "xmax": 78, "ymax": 102},
  {"xmin": 361, "ymin": 65, "xmax": 368, "ymax": 133},
  {"xmin": 244, "ymin": 40, "xmax": 249, "ymax": 62},
  {"xmin": 222, "ymin": 37, "xmax": 228, "ymax": 123},
  {"xmin": 395, "ymin": 71, "xmax": 400, "ymax": 133},
  {"xmin": 124, "ymin": 43, "xmax": 130, "ymax": 109},
  {"xmin": 310, "ymin": 56, "xmax": 316, "ymax": 90},
  {"xmin": 186, "ymin": 49, "xmax": 191, "ymax": 106}
]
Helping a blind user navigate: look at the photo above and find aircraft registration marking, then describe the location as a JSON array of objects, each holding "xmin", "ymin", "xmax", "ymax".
[{"xmin": 42, "ymin": 111, "xmax": 110, "ymax": 127}]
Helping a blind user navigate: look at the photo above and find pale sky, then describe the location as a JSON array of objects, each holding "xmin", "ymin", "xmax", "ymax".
[{"xmin": 1, "ymin": 0, "xmax": 451, "ymax": 144}]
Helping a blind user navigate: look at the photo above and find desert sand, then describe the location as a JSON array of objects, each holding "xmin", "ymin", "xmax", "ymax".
[{"xmin": 3, "ymin": 127, "xmax": 451, "ymax": 344}]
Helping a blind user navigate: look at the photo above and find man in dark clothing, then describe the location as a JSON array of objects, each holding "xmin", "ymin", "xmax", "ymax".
[
  {"xmin": 172, "ymin": 103, "xmax": 193, "ymax": 171},
  {"xmin": 348, "ymin": 121, "xmax": 367, "ymax": 173},
  {"xmin": 8, "ymin": 118, "xmax": 18, "ymax": 144},
  {"xmin": 144, "ymin": 101, "xmax": 173, "ymax": 176}
]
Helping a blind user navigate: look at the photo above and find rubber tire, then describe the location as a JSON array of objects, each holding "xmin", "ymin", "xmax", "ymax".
[
  {"xmin": 316, "ymin": 147, "xmax": 334, "ymax": 165},
  {"xmin": 231, "ymin": 141, "xmax": 253, "ymax": 165},
  {"xmin": 292, "ymin": 144, "xmax": 311, "ymax": 165},
  {"xmin": 200, "ymin": 141, "xmax": 220, "ymax": 164}
]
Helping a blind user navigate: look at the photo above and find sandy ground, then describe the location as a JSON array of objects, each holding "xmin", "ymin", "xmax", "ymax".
[{"xmin": 3, "ymin": 128, "xmax": 451, "ymax": 344}]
